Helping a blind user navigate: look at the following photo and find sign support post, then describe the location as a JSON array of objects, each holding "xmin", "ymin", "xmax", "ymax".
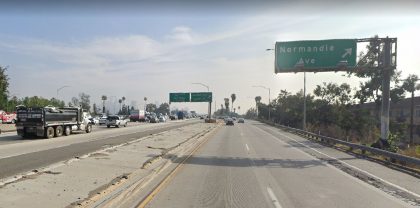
[
  {"xmin": 303, "ymin": 72, "xmax": 307, "ymax": 130},
  {"xmin": 381, "ymin": 37, "xmax": 392, "ymax": 142}
]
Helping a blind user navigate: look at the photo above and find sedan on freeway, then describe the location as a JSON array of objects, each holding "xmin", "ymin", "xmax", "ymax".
[
  {"xmin": 99, "ymin": 116, "xmax": 107, "ymax": 125},
  {"xmin": 106, "ymin": 115, "xmax": 128, "ymax": 128},
  {"xmin": 225, "ymin": 118, "xmax": 234, "ymax": 126},
  {"xmin": 149, "ymin": 116, "xmax": 159, "ymax": 123},
  {"xmin": 159, "ymin": 116, "xmax": 166, "ymax": 123}
]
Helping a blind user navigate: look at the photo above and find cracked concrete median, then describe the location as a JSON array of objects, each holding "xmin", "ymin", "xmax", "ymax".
[{"xmin": 0, "ymin": 122, "xmax": 217, "ymax": 208}]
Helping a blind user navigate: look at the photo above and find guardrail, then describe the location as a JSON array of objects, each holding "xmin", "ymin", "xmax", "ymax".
[{"xmin": 260, "ymin": 120, "xmax": 420, "ymax": 168}]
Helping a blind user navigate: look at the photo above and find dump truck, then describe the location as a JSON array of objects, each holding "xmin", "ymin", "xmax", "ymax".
[{"xmin": 15, "ymin": 105, "xmax": 93, "ymax": 138}]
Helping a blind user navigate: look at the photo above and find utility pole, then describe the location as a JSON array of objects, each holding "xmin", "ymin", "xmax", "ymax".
[{"xmin": 303, "ymin": 72, "xmax": 307, "ymax": 130}]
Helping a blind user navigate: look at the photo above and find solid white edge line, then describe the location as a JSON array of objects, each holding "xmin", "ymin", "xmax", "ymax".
[
  {"xmin": 267, "ymin": 186, "xmax": 283, "ymax": 208},
  {"xmin": 259, "ymin": 124, "xmax": 420, "ymax": 199}
]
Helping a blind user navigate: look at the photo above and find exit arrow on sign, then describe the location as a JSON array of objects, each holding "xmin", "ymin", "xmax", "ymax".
[{"xmin": 341, "ymin": 48, "xmax": 352, "ymax": 58}]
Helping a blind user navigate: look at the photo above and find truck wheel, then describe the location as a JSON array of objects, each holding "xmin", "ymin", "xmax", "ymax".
[
  {"xmin": 107, "ymin": 125, "xmax": 110, "ymax": 128},
  {"xmin": 45, "ymin": 127, "xmax": 54, "ymax": 139},
  {"xmin": 55, "ymin": 126, "xmax": 63, "ymax": 137},
  {"xmin": 86, "ymin": 124, "xmax": 92, "ymax": 133},
  {"xmin": 11, "ymin": 119, "xmax": 16, "ymax": 124},
  {"xmin": 64, "ymin": 126, "xmax": 71, "ymax": 136},
  {"xmin": 124, "ymin": 123, "xmax": 127, "ymax": 127}
]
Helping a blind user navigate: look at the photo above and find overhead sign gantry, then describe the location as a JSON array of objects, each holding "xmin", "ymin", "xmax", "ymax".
[
  {"xmin": 274, "ymin": 37, "xmax": 397, "ymax": 142},
  {"xmin": 275, "ymin": 39, "xmax": 357, "ymax": 73}
]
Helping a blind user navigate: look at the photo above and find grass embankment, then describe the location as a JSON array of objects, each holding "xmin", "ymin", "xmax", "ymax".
[{"xmin": 400, "ymin": 145, "xmax": 420, "ymax": 159}]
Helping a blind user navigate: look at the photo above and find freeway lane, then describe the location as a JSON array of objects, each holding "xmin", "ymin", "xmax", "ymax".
[
  {"xmin": 0, "ymin": 122, "xmax": 149, "ymax": 145},
  {"xmin": 145, "ymin": 120, "xmax": 416, "ymax": 208},
  {"xmin": 0, "ymin": 119, "xmax": 199, "ymax": 179}
]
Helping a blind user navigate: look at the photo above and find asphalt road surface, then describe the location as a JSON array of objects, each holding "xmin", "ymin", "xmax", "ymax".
[
  {"xmin": 0, "ymin": 122, "xmax": 148, "ymax": 145},
  {"xmin": 0, "ymin": 119, "xmax": 199, "ymax": 179},
  {"xmin": 146, "ymin": 120, "xmax": 416, "ymax": 208}
]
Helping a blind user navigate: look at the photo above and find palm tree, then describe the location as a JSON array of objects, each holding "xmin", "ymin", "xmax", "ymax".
[
  {"xmin": 118, "ymin": 99, "xmax": 123, "ymax": 113},
  {"xmin": 255, "ymin": 96, "xmax": 261, "ymax": 117},
  {"xmin": 231, "ymin": 93, "xmax": 236, "ymax": 113},
  {"xmin": 402, "ymin": 74, "xmax": 420, "ymax": 144},
  {"xmin": 122, "ymin": 96, "xmax": 126, "ymax": 114},
  {"xmin": 224, "ymin": 98, "xmax": 230, "ymax": 112},
  {"xmin": 101, "ymin": 95, "xmax": 107, "ymax": 114},
  {"xmin": 144, "ymin": 97, "xmax": 147, "ymax": 111}
]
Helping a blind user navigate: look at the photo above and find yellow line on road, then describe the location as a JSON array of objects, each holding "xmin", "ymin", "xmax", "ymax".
[{"xmin": 136, "ymin": 124, "xmax": 221, "ymax": 208}]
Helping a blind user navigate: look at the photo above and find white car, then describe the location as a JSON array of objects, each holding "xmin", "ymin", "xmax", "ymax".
[
  {"xmin": 99, "ymin": 116, "xmax": 107, "ymax": 125},
  {"xmin": 106, "ymin": 116, "xmax": 128, "ymax": 128},
  {"xmin": 159, "ymin": 116, "xmax": 166, "ymax": 123}
]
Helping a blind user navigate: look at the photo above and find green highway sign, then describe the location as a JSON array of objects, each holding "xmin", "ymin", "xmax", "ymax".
[
  {"xmin": 275, "ymin": 39, "xmax": 357, "ymax": 73},
  {"xmin": 169, "ymin": 93, "xmax": 190, "ymax": 102},
  {"xmin": 191, "ymin": 92, "xmax": 212, "ymax": 102}
]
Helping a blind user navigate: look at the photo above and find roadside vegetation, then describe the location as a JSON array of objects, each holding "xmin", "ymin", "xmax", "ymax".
[{"xmin": 245, "ymin": 37, "xmax": 420, "ymax": 158}]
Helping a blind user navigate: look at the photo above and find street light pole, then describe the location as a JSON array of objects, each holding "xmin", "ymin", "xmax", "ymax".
[
  {"xmin": 252, "ymin": 85, "xmax": 271, "ymax": 121},
  {"xmin": 56, "ymin": 85, "xmax": 70, "ymax": 101},
  {"xmin": 109, "ymin": 96, "xmax": 117, "ymax": 114},
  {"xmin": 192, "ymin": 82, "xmax": 212, "ymax": 119},
  {"xmin": 303, "ymin": 72, "xmax": 307, "ymax": 130}
]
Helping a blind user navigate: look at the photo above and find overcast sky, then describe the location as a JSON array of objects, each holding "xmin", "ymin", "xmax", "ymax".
[{"xmin": 1, "ymin": 0, "xmax": 420, "ymax": 114}]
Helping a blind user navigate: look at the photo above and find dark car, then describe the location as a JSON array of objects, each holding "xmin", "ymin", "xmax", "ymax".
[
  {"xmin": 226, "ymin": 118, "xmax": 234, "ymax": 126},
  {"xmin": 169, "ymin": 115, "xmax": 177, "ymax": 120},
  {"xmin": 106, "ymin": 115, "xmax": 128, "ymax": 128},
  {"xmin": 238, "ymin": 118, "xmax": 245, "ymax": 123},
  {"xmin": 149, "ymin": 116, "xmax": 159, "ymax": 123}
]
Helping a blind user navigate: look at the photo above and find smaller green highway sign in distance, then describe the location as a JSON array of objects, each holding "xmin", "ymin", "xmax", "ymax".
[
  {"xmin": 169, "ymin": 93, "xmax": 190, "ymax": 102},
  {"xmin": 275, "ymin": 39, "xmax": 357, "ymax": 73},
  {"xmin": 191, "ymin": 92, "xmax": 212, "ymax": 102}
]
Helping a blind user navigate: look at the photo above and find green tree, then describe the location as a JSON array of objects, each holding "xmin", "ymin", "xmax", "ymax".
[
  {"xmin": 402, "ymin": 74, "xmax": 420, "ymax": 144},
  {"xmin": 79, "ymin": 92, "xmax": 91, "ymax": 112},
  {"xmin": 224, "ymin": 98, "xmax": 230, "ymax": 112},
  {"xmin": 156, "ymin": 103, "xmax": 170, "ymax": 115},
  {"xmin": 122, "ymin": 96, "xmax": 126, "ymax": 106},
  {"xmin": 350, "ymin": 35, "xmax": 402, "ymax": 120},
  {"xmin": 146, "ymin": 103, "xmax": 157, "ymax": 112},
  {"xmin": 7, "ymin": 95, "xmax": 19, "ymax": 112},
  {"xmin": 20, "ymin": 96, "xmax": 64, "ymax": 108},
  {"xmin": 0, "ymin": 66, "xmax": 9, "ymax": 110},
  {"xmin": 313, "ymin": 82, "xmax": 352, "ymax": 105},
  {"xmin": 49, "ymin": 98, "xmax": 65, "ymax": 107},
  {"xmin": 70, "ymin": 97, "xmax": 79, "ymax": 107},
  {"xmin": 245, "ymin": 108, "xmax": 257, "ymax": 119}
]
